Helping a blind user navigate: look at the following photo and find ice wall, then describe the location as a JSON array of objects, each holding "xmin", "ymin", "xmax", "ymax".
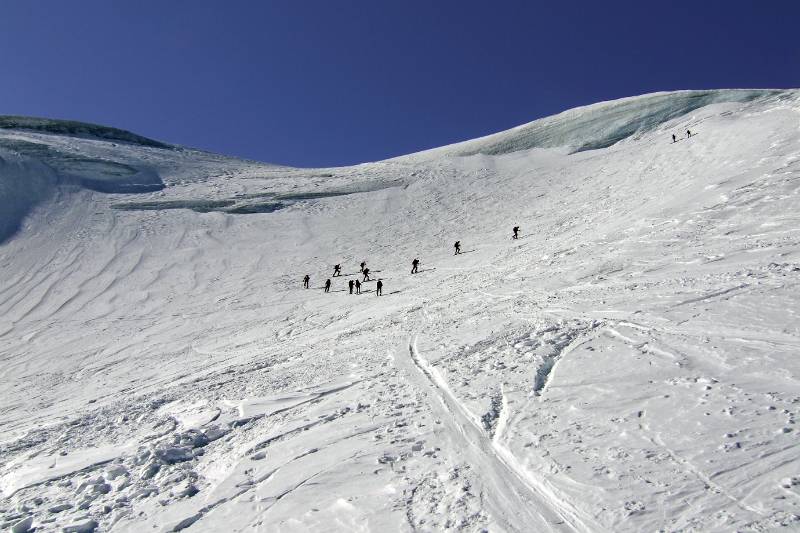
[
  {"xmin": 444, "ymin": 89, "xmax": 788, "ymax": 156},
  {"xmin": 0, "ymin": 139, "xmax": 163, "ymax": 243},
  {"xmin": 0, "ymin": 152, "xmax": 57, "ymax": 243}
]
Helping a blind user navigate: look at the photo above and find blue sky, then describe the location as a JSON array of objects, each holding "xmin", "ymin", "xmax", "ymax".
[{"xmin": 1, "ymin": 1, "xmax": 798, "ymax": 167}]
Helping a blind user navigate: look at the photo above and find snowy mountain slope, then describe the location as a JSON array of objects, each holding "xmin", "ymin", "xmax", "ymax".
[
  {"xmin": 417, "ymin": 89, "xmax": 785, "ymax": 157},
  {"xmin": 1, "ymin": 89, "xmax": 799, "ymax": 532},
  {"xmin": 0, "ymin": 116, "xmax": 174, "ymax": 149},
  {"xmin": 0, "ymin": 122, "xmax": 403, "ymax": 245}
]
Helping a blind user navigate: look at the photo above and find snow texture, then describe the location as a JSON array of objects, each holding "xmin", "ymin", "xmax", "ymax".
[{"xmin": 1, "ymin": 89, "xmax": 800, "ymax": 532}]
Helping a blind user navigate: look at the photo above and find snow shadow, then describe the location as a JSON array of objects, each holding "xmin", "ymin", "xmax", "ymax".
[{"xmin": 110, "ymin": 182, "xmax": 403, "ymax": 216}]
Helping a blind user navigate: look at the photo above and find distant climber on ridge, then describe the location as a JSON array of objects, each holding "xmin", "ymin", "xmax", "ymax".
[
  {"xmin": 348, "ymin": 279, "xmax": 354, "ymax": 294},
  {"xmin": 363, "ymin": 267, "xmax": 371, "ymax": 281},
  {"xmin": 454, "ymin": 241, "xmax": 461, "ymax": 255},
  {"xmin": 411, "ymin": 258, "xmax": 419, "ymax": 274},
  {"xmin": 333, "ymin": 264, "xmax": 341, "ymax": 277},
  {"xmin": 686, "ymin": 129, "xmax": 692, "ymax": 138},
  {"xmin": 360, "ymin": 261, "xmax": 366, "ymax": 273},
  {"xmin": 355, "ymin": 279, "xmax": 362, "ymax": 294},
  {"xmin": 672, "ymin": 133, "xmax": 676, "ymax": 143},
  {"xmin": 376, "ymin": 279, "xmax": 383, "ymax": 296},
  {"xmin": 303, "ymin": 274, "xmax": 310, "ymax": 289},
  {"xmin": 513, "ymin": 226, "xmax": 520, "ymax": 240},
  {"xmin": 324, "ymin": 278, "xmax": 331, "ymax": 293}
]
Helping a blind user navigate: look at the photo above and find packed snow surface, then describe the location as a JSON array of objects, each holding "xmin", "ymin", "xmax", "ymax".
[{"xmin": 1, "ymin": 89, "xmax": 800, "ymax": 532}]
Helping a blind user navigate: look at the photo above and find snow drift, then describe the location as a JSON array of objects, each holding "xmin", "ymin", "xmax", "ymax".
[
  {"xmin": 421, "ymin": 89, "xmax": 785, "ymax": 157},
  {"xmin": 1, "ymin": 89, "xmax": 800, "ymax": 532},
  {"xmin": 0, "ymin": 118, "xmax": 170, "ymax": 243}
]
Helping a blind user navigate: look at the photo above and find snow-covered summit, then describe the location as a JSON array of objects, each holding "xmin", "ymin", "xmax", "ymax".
[
  {"xmin": 419, "ymin": 88, "xmax": 788, "ymax": 157},
  {"xmin": 1, "ymin": 89, "xmax": 800, "ymax": 532},
  {"xmin": 1, "ymin": 89, "xmax": 791, "ymax": 244},
  {"xmin": 0, "ymin": 116, "xmax": 174, "ymax": 149}
]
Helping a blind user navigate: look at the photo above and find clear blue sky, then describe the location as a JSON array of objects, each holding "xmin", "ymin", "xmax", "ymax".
[{"xmin": 1, "ymin": 1, "xmax": 798, "ymax": 167}]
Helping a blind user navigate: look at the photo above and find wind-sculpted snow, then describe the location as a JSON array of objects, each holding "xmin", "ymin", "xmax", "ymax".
[
  {"xmin": 432, "ymin": 89, "xmax": 784, "ymax": 157},
  {"xmin": 0, "ymin": 138, "xmax": 164, "ymax": 195},
  {"xmin": 1, "ymin": 89, "xmax": 800, "ymax": 531},
  {"xmin": 0, "ymin": 138, "xmax": 164, "ymax": 243},
  {"xmin": 0, "ymin": 116, "xmax": 173, "ymax": 149},
  {"xmin": 110, "ymin": 185, "xmax": 402, "ymax": 215},
  {"xmin": 0, "ymin": 121, "xmax": 405, "ymax": 242},
  {"xmin": 0, "ymin": 155, "xmax": 57, "ymax": 243}
]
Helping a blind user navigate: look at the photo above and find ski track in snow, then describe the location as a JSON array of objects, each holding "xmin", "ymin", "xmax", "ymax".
[
  {"xmin": 2, "ymin": 89, "xmax": 800, "ymax": 531},
  {"xmin": 404, "ymin": 329, "xmax": 602, "ymax": 533}
]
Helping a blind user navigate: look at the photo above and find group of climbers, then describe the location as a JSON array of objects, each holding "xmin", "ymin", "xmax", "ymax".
[
  {"xmin": 302, "ymin": 225, "xmax": 522, "ymax": 296},
  {"xmin": 671, "ymin": 129, "xmax": 693, "ymax": 143},
  {"xmin": 307, "ymin": 260, "xmax": 382, "ymax": 296},
  {"xmin": 305, "ymin": 126, "xmax": 700, "ymax": 297}
]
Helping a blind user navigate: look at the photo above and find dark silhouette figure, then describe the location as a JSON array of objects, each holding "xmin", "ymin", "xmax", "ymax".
[
  {"xmin": 363, "ymin": 268, "xmax": 371, "ymax": 281},
  {"xmin": 355, "ymin": 279, "xmax": 361, "ymax": 294},
  {"xmin": 324, "ymin": 279, "xmax": 331, "ymax": 293},
  {"xmin": 348, "ymin": 279, "xmax": 354, "ymax": 294},
  {"xmin": 360, "ymin": 261, "xmax": 366, "ymax": 273},
  {"xmin": 333, "ymin": 264, "xmax": 341, "ymax": 277},
  {"xmin": 512, "ymin": 226, "xmax": 520, "ymax": 239},
  {"xmin": 376, "ymin": 279, "xmax": 383, "ymax": 296},
  {"xmin": 411, "ymin": 258, "xmax": 419, "ymax": 274},
  {"xmin": 686, "ymin": 129, "xmax": 691, "ymax": 138},
  {"xmin": 672, "ymin": 133, "xmax": 676, "ymax": 143},
  {"xmin": 454, "ymin": 241, "xmax": 461, "ymax": 255},
  {"xmin": 303, "ymin": 274, "xmax": 310, "ymax": 289}
]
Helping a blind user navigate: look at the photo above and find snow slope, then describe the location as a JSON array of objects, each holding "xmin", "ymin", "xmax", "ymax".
[{"xmin": 1, "ymin": 89, "xmax": 800, "ymax": 532}]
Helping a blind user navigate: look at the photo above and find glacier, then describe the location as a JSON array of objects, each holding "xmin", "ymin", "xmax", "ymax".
[{"xmin": 1, "ymin": 89, "xmax": 799, "ymax": 532}]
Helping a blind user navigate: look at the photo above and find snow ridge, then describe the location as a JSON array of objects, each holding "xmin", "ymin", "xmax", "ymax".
[
  {"xmin": 2, "ymin": 88, "xmax": 800, "ymax": 531},
  {"xmin": 406, "ymin": 334, "xmax": 602, "ymax": 532}
]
